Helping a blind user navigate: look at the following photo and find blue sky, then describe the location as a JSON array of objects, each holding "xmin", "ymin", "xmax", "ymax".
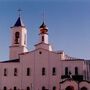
[{"xmin": 0, "ymin": 0, "xmax": 90, "ymax": 60}]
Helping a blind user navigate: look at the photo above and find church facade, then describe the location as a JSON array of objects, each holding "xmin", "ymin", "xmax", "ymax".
[{"xmin": 0, "ymin": 15, "xmax": 90, "ymax": 90}]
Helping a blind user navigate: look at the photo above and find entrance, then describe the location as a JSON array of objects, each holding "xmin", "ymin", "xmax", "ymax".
[
  {"xmin": 65, "ymin": 86, "xmax": 74, "ymax": 90},
  {"xmin": 81, "ymin": 87, "xmax": 87, "ymax": 90}
]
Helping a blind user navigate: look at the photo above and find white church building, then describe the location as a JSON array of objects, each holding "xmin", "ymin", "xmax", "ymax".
[{"xmin": 0, "ymin": 14, "xmax": 90, "ymax": 90}]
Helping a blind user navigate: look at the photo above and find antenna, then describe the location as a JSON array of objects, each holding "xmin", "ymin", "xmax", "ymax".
[
  {"xmin": 17, "ymin": 9, "xmax": 22, "ymax": 17},
  {"xmin": 42, "ymin": 8, "xmax": 45, "ymax": 23}
]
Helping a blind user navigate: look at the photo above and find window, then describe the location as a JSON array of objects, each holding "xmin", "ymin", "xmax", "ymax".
[
  {"xmin": 15, "ymin": 32, "xmax": 20, "ymax": 44},
  {"xmin": 42, "ymin": 36, "xmax": 44, "ymax": 42},
  {"xmin": 42, "ymin": 86, "xmax": 45, "ymax": 90},
  {"xmin": 75, "ymin": 67, "xmax": 78, "ymax": 75},
  {"xmin": 81, "ymin": 87, "xmax": 87, "ymax": 90},
  {"xmin": 14, "ymin": 68, "xmax": 17, "ymax": 76},
  {"xmin": 14, "ymin": 86, "xmax": 17, "ymax": 90},
  {"xmin": 27, "ymin": 68, "xmax": 30, "ymax": 76},
  {"xmin": 42, "ymin": 67, "xmax": 46, "ymax": 75},
  {"xmin": 65, "ymin": 86, "xmax": 74, "ymax": 90},
  {"xmin": 24, "ymin": 34, "xmax": 26, "ymax": 44},
  {"xmin": 53, "ymin": 86, "xmax": 56, "ymax": 90},
  {"xmin": 52, "ymin": 67, "xmax": 56, "ymax": 75},
  {"xmin": 65, "ymin": 67, "xmax": 68, "ymax": 75},
  {"xmin": 27, "ymin": 87, "xmax": 30, "ymax": 90},
  {"xmin": 39, "ymin": 51, "xmax": 42, "ymax": 54},
  {"xmin": 4, "ymin": 68, "xmax": 7, "ymax": 76},
  {"xmin": 3, "ymin": 86, "xmax": 7, "ymax": 90}
]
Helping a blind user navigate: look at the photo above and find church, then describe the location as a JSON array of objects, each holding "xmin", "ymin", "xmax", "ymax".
[{"xmin": 0, "ymin": 14, "xmax": 90, "ymax": 90}]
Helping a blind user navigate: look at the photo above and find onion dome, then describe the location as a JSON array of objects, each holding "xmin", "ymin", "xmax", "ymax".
[{"xmin": 39, "ymin": 21, "xmax": 48, "ymax": 34}]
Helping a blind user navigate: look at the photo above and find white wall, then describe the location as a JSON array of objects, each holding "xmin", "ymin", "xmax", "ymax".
[{"xmin": 0, "ymin": 48, "xmax": 89, "ymax": 90}]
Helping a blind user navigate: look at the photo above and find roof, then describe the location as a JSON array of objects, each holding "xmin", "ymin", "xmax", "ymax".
[
  {"xmin": 13, "ymin": 17, "xmax": 25, "ymax": 27},
  {"xmin": 1, "ymin": 59, "xmax": 20, "ymax": 63},
  {"xmin": 39, "ymin": 21, "xmax": 48, "ymax": 29}
]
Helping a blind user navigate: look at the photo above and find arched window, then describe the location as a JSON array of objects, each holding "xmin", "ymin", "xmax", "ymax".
[
  {"xmin": 42, "ymin": 36, "xmax": 44, "ymax": 42},
  {"xmin": 75, "ymin": 67, "xmax": 78, "ymax": 75},
  {"xmin": 27, "ymin": 68, "xmax": 31, "ymax": 76},
  {"xmin": 27, "ymin": 87, "xmax": 30, "ymax": 90},
  {"xmin": 3, "ymin": 86, "xmax": 7, "ymax": 90},
  {"xmin": 53, "ymin": 86, "xmax": 56, "ymax": 90},
  {"xmin": 81, "ymin": 87, "xmax": 88, "ymax": 90},
  {"xmin": 52, "ymin": 67, "xmax": 56, "ymax": 75},
  {"xmin": 15, "ymin": 32, "xmax": 19, "ymax": 38},
  {"xmin": 42, "ymin": 86, "xmax": 45, "ymax": 90},
  {"xmin": 4, "ymin": 68, "xmax": 7, "ymax": 76},
  {"xmin": 15, "ymin": 32, "xmax": 20, "ymax": 44},
  {"xmin": 14, "ymin": 86, "xmax": 17, "ymax": 90},
  {"xmin": 42, "ymin": 67, "xmax": 46, "ymax": 75},
  {"xmin": 14, "ymin": 68, "xmax": 17, "ymax": 76},
  {"xmin": 24, "ymin": 34, "xmax": 26, "ymax": 44},
  {"xmin": 65, "ymin": 86, "xmax": 74, "ymax": 90},
  {"xmin": 65, "ymin": 67, "xmax": 68, "ymax": 75}
]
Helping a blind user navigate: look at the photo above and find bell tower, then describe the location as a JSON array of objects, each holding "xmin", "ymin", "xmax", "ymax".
[
  {"xmin": 35, "ymin": 21, "xmax": 52, "ymax": 51},
  {"xmin": 9, "ymin": 15, "xmax": 28, "ymax": 60},
  {"xmin": 39, "ymin": 22, "xmax": 48, "ymax": 44}
]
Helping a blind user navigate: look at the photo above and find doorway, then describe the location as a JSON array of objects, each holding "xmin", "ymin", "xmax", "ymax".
[
  {"xmin": 81, "ymin": 87, "xmax": 87, "ymax": 90},
  {"xmin": 65, "ymin": 86, "xmax": 74, "ymax": 90}
]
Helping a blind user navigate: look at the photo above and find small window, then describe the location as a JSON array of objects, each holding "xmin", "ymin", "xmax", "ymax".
[
  {"xmin": 14, "ymin": 86, "xmax": 17, "ymax": 90},
  {"xmin": 3, "ymin": 86, "xmax": 7, "ymax": 90},
  {"xmin": 52, "ymin": 67, "xmax": 56, "ymax": 75},
  {"xmin": 14, "ymin": 68, "xmax": 17, "ymax": 76},
  {"xmin": 4, "ymin": 68, "xmax": 7, "ymax": 76},
  {"xmin": 42, "ymin": 67, "xmax": 46, "ymax": 76},
  {"xmin": 75, "ymin": 67, "xmax": 78, "ymax": 75},
  {"xmin": 42, "ymin": 36, "xmax": 44, "ymax": 42},
  {"xmin": 53, "ymin": 86, "xmax": 56, "ymax": 90},
  {"xmin": 24, "ymin": 34, "xmax": 26, "ymax": 44},
  {"xmin": 42, "ymin": 86, "xmax": 45, "ymax": 90},
  {"xmin": 27, "ymin": 87, "xmax": 30, "ymax": 90},
  {"xmin": 27, "ymin": 68, "xmax": 30, "ymax": 76},
  {"xmin": 65, "ymin": 67, "xmax": 68, "ymax": 75},
  {"xmin": 39, "ymin": 51, "xmax": 42, "ymax": 54}
]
